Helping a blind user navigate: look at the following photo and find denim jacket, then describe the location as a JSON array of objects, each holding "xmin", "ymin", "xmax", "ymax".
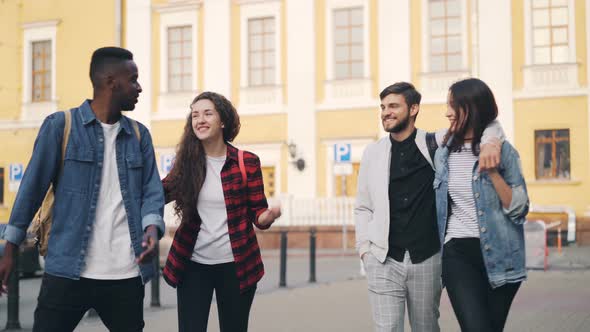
[
  {"xmin": 1, "ymin": 100, "xmax": 165, "ymax": 283},
  {"xmin": 433, "ymin": 139, "xmax": 529, "ymax": 288}
]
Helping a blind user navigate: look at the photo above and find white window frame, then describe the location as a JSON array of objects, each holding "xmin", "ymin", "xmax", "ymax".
[
  {"xmin": 165, "ymin": 25, "xmax": 194, "ymax": 93},
  {"xmin": 524, "ymin": 0, "xmax": 576, "ymax": 66},
  {"xmin": 240, "ymin": 3, "xmax": 281, "ymax": 88},
  {"xmin": 421, "ymin": 0, "xmax": 469, "ymax": 74},
  {"xmin": 21, "ymin": 20, "xmax": 58, "ymax": 121},
  {"xmin": 321, "ymin": 0, "xmax": 373, "ymax": 109},
  {"xmin": 154, "ymin": 2, "xmax": 200, "ymax": 120},
  {"xmin": 419, "ymin": 0, "xmax": 469, "ymax": 104},
  {"xmin": 521, "ymin": 0, "xmax": 579, "ymax": 92},
  {"xmin": 238, "ymin": 0, "xmax": 283, "ymax": 114},
  {"xmin": 326, "ymin": 0, "xmax": 370, "ymax": 81}
]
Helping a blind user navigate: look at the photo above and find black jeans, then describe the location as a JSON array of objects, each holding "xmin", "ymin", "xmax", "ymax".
[
  {"xmin": 442, "ymin": 238, "xmax": 521, "ymax": 332},
  {"xmin": 33, "ymin": 274, "xmax": 145, "ymax": 332},
  {"xmin": 177, "ymin": 261, "xmax": 256, "ymax": 332}
]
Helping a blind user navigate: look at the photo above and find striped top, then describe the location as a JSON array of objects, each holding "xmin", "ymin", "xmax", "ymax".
[{"xmin": 445, "ymin": 145, "xmax": 480, "ymax": 243}]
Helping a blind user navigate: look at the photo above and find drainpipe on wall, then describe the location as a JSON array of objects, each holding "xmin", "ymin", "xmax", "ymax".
[
  {"xmin": 472, "ymin": 0, "xmax": 479, "ymax": 77},
  {"xmin": 115, "ymin": 0, "xmax": 122, "ymax": 46},
  {"xmin": 529, "ymin": 204, "xmax": 576, "ymax": 243}
]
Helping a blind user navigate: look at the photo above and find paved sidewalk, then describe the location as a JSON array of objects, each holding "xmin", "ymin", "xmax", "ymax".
[
  {"xmin": 77, "ymin": 268, "xmax": 590, "ymax": 332},
  {"xmin": 0, "ymin": 250, "xmax": 363, "ymax": 331},
  {"xmin": 76, "ymin": 246, "xmax": 590, "ymax": 332},
  {"xmin": 3, "ymin": 246, "xmax": 589, "ymax": 331}
]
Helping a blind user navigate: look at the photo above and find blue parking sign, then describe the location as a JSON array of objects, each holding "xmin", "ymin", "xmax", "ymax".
[
  {"xmin": 334, "ymin": 143, "xmax": 351, "ymax": 162},
  {"xmin": 9, "ymin": 163, "xmax": 24, "ymax": 182},
  {"xmin": 161, "ymin": 154, "xmax": 176, "ymax": 174}
]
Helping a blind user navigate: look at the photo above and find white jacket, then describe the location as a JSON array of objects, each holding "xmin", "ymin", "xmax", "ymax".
[
  {"xmin": 354, "ymin": 128, "xmax": 445, "ymax": 263},
  {"xmin": 354, "ymin": 122, "xmax": 504, "ymax": 263}
]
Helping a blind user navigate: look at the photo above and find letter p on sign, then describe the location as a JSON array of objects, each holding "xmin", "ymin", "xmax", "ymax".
[{"xmin": 334, "ymin": 143, "xmax": 351, "ymax": 162}]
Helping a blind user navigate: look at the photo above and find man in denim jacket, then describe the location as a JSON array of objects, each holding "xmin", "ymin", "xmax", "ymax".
[{"xmin": 0, "ymin": 47, "xmax": 165, "ymax": 331}]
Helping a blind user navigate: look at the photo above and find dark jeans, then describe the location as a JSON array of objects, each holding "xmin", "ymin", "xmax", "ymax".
[
  {"xmin": 33, "ymin": 274, "xmax": 145, "ymax": 332},
  {"xmin": 442, "ymin": 238, "xmax": 521, "ymax": 332},
  {"xmin": 177, "ymin": 261, "xmax": 256, "ymax": 332}
]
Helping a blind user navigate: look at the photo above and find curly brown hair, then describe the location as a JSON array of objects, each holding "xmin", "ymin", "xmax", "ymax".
[{"xmin": 167, "ymin": 91, "xmax": 241, "ymax": 224}]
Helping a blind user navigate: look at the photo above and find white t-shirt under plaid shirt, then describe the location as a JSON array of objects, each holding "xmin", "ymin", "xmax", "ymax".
[{"xmin": 445, "ymin": 144, "xmax": 480, "ymax": 243}]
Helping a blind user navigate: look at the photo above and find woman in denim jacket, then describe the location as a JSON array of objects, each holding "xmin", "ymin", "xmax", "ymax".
[{"xmin": 433, "ymin": 78, "xmax": 529, "ymax": 332}]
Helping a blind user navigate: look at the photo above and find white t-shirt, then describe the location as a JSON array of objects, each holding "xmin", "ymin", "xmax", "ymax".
[
  {"xmin": 81, "ymin": 121, "xmax": 140, "ymax": 279},
  {"xmin": 191, "ymin": 155, "xmax": 234, "ymax": 264},
  {"xmin": 445, "ymin": 144, "xmax": 481, "ymax": 243}
]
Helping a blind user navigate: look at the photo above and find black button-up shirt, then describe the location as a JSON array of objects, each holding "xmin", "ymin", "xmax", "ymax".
[{"xmin": 388, "ymin": 129, "xmax": 440, "ymax": 263}]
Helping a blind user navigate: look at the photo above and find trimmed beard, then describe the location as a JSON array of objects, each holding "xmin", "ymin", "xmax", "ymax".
[{"xmin": 385, "ymin": 114, "xmax": 410, "ymax": 133}]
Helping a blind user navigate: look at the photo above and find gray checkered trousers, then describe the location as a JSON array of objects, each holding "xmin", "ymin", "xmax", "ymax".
[{"xmin": 363, "ymin": 251, "xmax": 442, "ymax": 332}]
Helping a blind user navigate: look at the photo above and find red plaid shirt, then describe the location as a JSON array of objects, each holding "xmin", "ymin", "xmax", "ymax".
[{"xmin": 162, "ymin": 144, "xmax": 270, "ymax": 292}]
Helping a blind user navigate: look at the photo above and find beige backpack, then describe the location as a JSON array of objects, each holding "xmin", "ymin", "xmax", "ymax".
[{"xmin": 29, "ymin": 110, "xmax": 140, "ymax": 256}]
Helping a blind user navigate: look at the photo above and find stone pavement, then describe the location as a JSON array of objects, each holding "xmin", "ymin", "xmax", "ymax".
[
  {"xmin": 1, "ymin": 250, "xmax": 363, "ymax": 331},
  {"xmin": 2, "ymin": 246, "xmax": 590, "ymax": 331},
  {"xmin": 76, "ymin": 246, "xmax": 590, "ymax": 332},
  {"xmin": 76, "ymin": 268, "xmax": 590, "ymax": 332}
]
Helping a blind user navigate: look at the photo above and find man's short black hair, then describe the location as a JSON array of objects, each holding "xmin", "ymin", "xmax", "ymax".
[
  {"xmin": 89, "ymin": 47, "xmax": 134, "ymax": 87},
  {"xmin": 379, "ymin": 82, "xmax": 422, "ymax": 108}
]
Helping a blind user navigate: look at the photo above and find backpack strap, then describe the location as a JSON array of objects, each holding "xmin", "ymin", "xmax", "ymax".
[
  {"xmin": 130, "ymin": 119, "xmax": 141, "ymax": 141},
  {"xmin": 238, "ymin": 150, "xmax": 247, "ymax": 187},
  {"xmin": 425, "ymin": 132, "xmax": 438, "ymax": 163},
  {"xmin": 32, "ymin": 110, "xmax": 72, "ymax": 256},
  {"xmin": 60, "ymin": 110, "xmax": 72, "ymax": 174}
]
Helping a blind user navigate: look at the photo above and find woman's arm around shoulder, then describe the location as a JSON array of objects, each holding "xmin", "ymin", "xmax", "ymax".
[{"xmin": 487, "ymin": 142, "xmax": 529, "ymax": 223}]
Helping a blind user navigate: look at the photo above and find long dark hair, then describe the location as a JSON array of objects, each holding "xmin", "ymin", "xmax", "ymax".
[
  {"xmin": 168, "ymin": 91, "xmax": 241, "ymax": 225},
  {"xmin": 443, "ymin": 78, "xmax": 498, "ymax": 155}
]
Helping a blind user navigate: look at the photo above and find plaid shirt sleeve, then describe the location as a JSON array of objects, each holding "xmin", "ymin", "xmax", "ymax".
[
  {"xmin": 161, "ymin": 173, "xmax": 176, "ymax": 204},
  {"xmin": 244, "ymin": 153, "xmax": 270, "ymax": 230}
]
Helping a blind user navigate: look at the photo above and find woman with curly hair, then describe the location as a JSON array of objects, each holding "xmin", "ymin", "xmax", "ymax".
[{"xmin": 162, "ymin": 91, "xmax": 281, "ymax": 332}]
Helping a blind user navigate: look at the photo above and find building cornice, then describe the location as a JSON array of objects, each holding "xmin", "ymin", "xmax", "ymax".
[
  {"xmin": 21, "ymin": 19, "xmax": 61, "ymax": 29},
  {"xmin": 153, "ymin": 0, "xmax": 202, "ymax": 14},
  {"xmin": 0, "ymin": 120, "xmax": 43, "ymax": 130},
  {"xmin": 233, "ymin": 0, "xmax": 281, "ymax": 5}
]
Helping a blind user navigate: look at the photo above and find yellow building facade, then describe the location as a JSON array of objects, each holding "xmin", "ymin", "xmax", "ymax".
[{"xmin": 1, "ymin": 0, "xmax": 589, "ymax": 239}]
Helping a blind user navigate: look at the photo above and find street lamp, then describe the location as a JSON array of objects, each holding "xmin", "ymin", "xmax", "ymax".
[{"xmin": 287, "ymin": 141, "xmax": 306, "ymax": 171}]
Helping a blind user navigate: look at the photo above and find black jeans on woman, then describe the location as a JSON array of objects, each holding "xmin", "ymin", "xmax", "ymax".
[
  {"xmin": 442, "ymin": 238, "xmax": 521, "ymax": 332},
  {"xmin": 177, "ymin": 261, "xmax": 256, "ymax": 332}
]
